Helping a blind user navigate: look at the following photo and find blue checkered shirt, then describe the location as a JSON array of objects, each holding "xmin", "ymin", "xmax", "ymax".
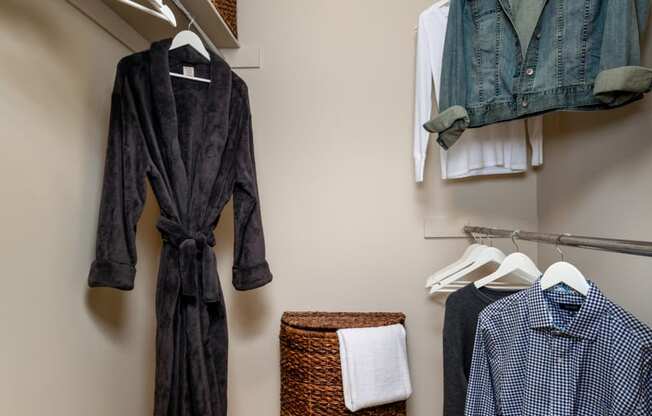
[{"xmin": 465, "ymin": 282, "xmax": 652, "ymax": 415}]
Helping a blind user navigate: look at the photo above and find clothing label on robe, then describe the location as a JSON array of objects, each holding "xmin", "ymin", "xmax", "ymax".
[{"xmin": 183, "ymin": 66, "xmax": 195, "ymax": 77}]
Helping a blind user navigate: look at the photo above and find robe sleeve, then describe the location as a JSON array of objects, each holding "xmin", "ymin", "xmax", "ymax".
[
  {"xmin": 230, "ymin": 81, "xmax": 273, "ymax": 291},
  {"xmin": 88, "ymin": 61, "xmax": 148, "ymax": 291}
]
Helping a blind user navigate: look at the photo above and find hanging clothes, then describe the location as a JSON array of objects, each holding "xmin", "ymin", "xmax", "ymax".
[
  {"xmin": 442, "ymin": 283, "xmax": 519, "ymax": 416},
  {"xmin": 414, "ymin": 3, "xmax": 542, "ymax": 182},
  {"xmin": 87, "ymin": 40, "xmax": 273, "ymax": 416},
  {"xmin": 426, "ymin": 0, "xmax": 652, "ymax": 149},
  {"xmin": 465, "ymin": 281, "xmax": 652, "ymax": 415}
]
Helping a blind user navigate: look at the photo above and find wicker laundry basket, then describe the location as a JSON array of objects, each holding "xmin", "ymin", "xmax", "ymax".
[
  {"xmin": 211, "ymin": 0, "xmax": 238, "ymax": 38},
  {"xmin": 280, "ymin": 312, "xmax": 408, "ymax": 416}
]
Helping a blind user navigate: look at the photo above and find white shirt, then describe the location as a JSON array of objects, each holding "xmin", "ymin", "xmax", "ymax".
[{"xmin": 413, "ymin": 3, "xmax": 543, "ymax": 182}]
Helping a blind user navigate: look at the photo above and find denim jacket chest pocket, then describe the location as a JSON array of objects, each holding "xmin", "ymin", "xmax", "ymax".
[
  {"xmin": 426, "ymin": 0, "xmax": 652, "ymax": 150},
  {"xmin": 470, "ymin": 3, "xmax": 501, "ymax": 104},
  {"xmin": 469, "ymin": 2, "xmax": 523, "ymax": 106}
]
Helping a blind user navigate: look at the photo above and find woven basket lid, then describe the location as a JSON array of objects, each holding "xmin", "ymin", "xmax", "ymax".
[{"xmin": 281, "ymin": 311, "xmax": 405, "ymax": 331}]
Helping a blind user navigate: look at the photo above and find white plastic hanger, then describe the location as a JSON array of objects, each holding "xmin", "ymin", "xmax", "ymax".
[
  {"xmin": 426, "ymin": 233, "xmax": 492, "ymax": 288},
  {"xmin": 435, "ymin": 280, "xmax": 532, "ymax": 293},
  {"xmin": 474, "ymin": 253, "xmax": 539, "ymax": 288},
  {"xmin": 540, "ymin": 262, "xmax": 590, "ymax": 296},
  {"xmin": 540, "ymin": 235, "xmax": 590, "ymax": 296},
  {"xmin": 474, "ymin": 231, "xmax": 540, "ymax": 289},
  {"xmin": 430, "ymin": 233, "xmax": 529, "ymax": 293},
  {"xmin": 430, "ymin": 246, "xmax": 505, "ymax": 294},
  {"xmin": 169, "ymin": 19, "xmax": 212, "ymax": 83},
  {"xmin": 425, "ymin": 242, "xmax": 484, "ymax": 288},
  {"xmin": 113, "ymin": 0, "xmax": 177, "ymax": 26},
  {"xmin": 171, "ymin": 20, "xmax": 210, "ymax": 60}
]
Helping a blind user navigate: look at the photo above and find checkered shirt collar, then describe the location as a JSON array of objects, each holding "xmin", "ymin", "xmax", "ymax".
[{"xmin": 527, "ymin": 280, "xmax": 607, "ymax": 341}]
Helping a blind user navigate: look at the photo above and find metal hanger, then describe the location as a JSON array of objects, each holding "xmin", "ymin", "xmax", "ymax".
[
  {"xmin": 540, "ymin": 233, "xmax": 590, "ymax": 296},
  {"xmin": 113, "ymin": 0, "xmax": 177, "ymax": 26},
  {"xmin": 556, "ymin": 234, "xmax": 566, "ymax": 261}
]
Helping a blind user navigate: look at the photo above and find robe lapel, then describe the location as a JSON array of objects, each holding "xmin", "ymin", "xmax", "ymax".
[
  {"xmin": 150, "ymin": 39, "xmax": 190, "ymax": 220},
  {"xmin": 188, "ymin": 54, "xmax": 233, "ymax": 227}
]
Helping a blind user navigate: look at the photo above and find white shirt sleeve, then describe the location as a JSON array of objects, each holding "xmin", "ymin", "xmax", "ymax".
[
  {"xmin": 413, "ymin": 13, "xmax": 434, "ymax": 183},
  {"xmin": 414, "ymin": 7, "xmax": 448, "ymax": 183},
  {"xmin": 527, "ymin": 116, "xmax": 544, "ymax": 166}
]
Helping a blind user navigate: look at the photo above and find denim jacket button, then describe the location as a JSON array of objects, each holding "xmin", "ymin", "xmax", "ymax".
[
  {"xmin": 522, "ymin": 100, "xmax": 529, "ymax": 108},
  {"xmin": 526, "ymin": 68, "xmax": 535, "ymax": 76}
]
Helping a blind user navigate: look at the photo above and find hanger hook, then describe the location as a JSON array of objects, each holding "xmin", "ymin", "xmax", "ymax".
[
  {"xmin": 188, "ymin": 16, "xmax": 195, "ymax": 30},
  {"xmin": 486, "ymin": 232, "xmax": 493, "ymax": 247},
  {"xmin": 471, "ymin": 232, "xmax": 481, "ymax": 244},
  {"xmin": 511, "ymin": 230, "xmax": 521, "ymax": 252},
  {"xmin": 555, "ymin": 233, "xmax": 570, "ymax": 261}
]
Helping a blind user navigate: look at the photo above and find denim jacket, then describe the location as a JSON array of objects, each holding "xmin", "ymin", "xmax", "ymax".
[{"xmin": 425, "ymin": 0, "xmax": 652, "ymax": 149}]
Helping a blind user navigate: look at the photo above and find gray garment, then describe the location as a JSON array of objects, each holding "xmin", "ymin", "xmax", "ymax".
[{"xmin": 443, "ymin": 284, "xmax": 518, "ymax": 416}]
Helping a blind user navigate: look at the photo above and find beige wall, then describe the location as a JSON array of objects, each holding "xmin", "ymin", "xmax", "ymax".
[
  {"xmin": 0, "ymin": 1, "xmax": 156, "ymax": 415},
  {"xmin": 538, "ymin": 27, "xmax": 652, "ymax": 324},
  {"xmin": 233, "ymin": 2, "xmax": 538, "ymax": 415},
  {"xmin": 1, "ymin": 0, "xmax": 540, "ymax": 415}
]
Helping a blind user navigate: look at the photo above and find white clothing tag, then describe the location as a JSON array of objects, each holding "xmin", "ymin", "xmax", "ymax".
[{"xmin": 182, "ymin": 66, "xmax": 195, "ymax": 77}]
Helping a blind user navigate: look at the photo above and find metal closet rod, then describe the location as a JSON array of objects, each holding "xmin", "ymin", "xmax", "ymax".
[{"xmin": 463, "ymin": 226, "xmax": 652, "ymax": 258}]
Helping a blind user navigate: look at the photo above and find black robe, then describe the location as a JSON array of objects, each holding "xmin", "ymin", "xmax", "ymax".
[{"xmin": 88, "ymin": 39, "xmax": 273, "ymax": 416}]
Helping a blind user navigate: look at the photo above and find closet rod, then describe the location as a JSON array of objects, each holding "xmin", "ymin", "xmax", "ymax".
[{"xmin": 463, "ymin": 226, "xmax": 652, "ymax": 258}]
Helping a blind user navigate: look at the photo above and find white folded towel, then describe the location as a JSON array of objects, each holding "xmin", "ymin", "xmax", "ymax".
[{"xmin": 336, "ymin": 324, "xmax": 412, "ymax": 412}]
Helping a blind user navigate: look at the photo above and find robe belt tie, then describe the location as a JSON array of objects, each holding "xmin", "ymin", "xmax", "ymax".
[{"xmin": 156, "ymin": 217, "xmax": 221, "ymax": 303}]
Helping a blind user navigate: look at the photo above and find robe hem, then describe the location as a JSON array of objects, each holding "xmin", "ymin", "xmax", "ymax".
[
  {"xmin": 88, "ymin": 259, "xmax": 136, "ymax": 290},
  {"xmin": 232, "ymin": 261, "xmax": 273, "ymax": 291}
]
